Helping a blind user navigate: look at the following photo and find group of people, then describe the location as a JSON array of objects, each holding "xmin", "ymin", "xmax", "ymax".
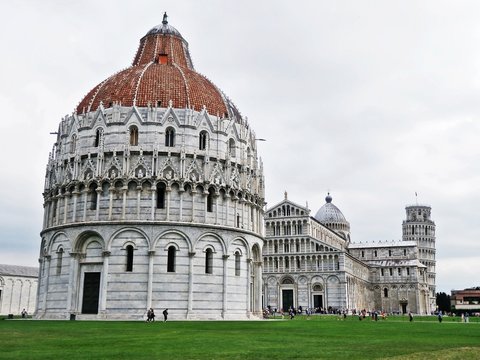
[{"xmin": 146, "ymin": 308, "xmax": 168, "ymax": 322}]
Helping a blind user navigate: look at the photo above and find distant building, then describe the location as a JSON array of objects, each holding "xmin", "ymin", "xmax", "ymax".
[
  {"xmin": 0, "ymin": 264, "xmax": 38, "ymax": 315},
  {"xmin": 451, "ymin": 288, "xmax": 480, "ymax": 313},
  {"xmin": 263, "ymin": 193, "xmax": 435, "ymax": 314}
]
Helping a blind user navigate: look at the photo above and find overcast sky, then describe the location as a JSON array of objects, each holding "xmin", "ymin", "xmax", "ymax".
[{"xmin": 1, "ymin": 0, "xmax": 479, "ymax": 293}]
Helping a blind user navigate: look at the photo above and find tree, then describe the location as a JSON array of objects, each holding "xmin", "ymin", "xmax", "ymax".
[{"xmin": 436, "ymin": 292, "xmax": 451, "ymax": 313}]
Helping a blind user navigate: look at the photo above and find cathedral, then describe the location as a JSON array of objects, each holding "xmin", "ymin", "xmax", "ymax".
[
  {"xmin": 36, "ymin": 15, "xmax": 436, "ymax": 320},
  {"xmin": 36, "ymin": 14, "xmax": 265, "ymax": 320},
  {"xmin": 263, "ymin": 193, "xmax": 436, "ymax": 314}
]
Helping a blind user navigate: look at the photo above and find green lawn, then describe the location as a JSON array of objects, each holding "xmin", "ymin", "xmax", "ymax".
[{"xmin": 1, "ymin": 315, "xmax": 479, "ymax": 359}]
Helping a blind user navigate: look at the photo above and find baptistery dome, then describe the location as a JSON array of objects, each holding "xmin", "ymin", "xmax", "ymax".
[
  {"xmin": 37, "ymin": 14, "xmax": 264, "ymax": 321},
  {"xmin": 315, "ymin": 194, "xmax": 350, "ymax": 241},
  {"xmin": 77, "ymin": 13, "xmax": 239, "ymax": 119}
]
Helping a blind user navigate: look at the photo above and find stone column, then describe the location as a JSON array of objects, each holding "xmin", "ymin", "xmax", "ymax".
[
  {"xmin": 82, "ymin": 190, "xmax": 87, "ymax": 221},
  {"xmin": 166, "ymin": 187, "xmax": 171, "ymax": 221},
  {"xmin": 215, "ymin": 194, "xmax": 219, "ymax": 225},
  {"xmin": 95, "ymin": 186, "xmax": 101, "ymax": 220},
  {"xmin": 150, "ymin": 185, "xmax": 156, "ymax": 220},
  {"xmin": 99, "ymin": 251, "xmax": 110, "ymax": 318},
  {"xmin": 136, "ymin": 185, "xmax": 142, "ymax": 219},
  {"xmin": 222, "ymin": 255, "xmax": 229, "ymax": 318},
  {"xmin": 254, "ymin": 261, "xmax": 263, "ymax": 315},
  {"xmin": 67, "ymin": 252, "xmax": 80, "ymax": 315},
  {"xmin": 108, "ymin": 186, "xmax": 114, "ymax": 220},
  {"xmin": 187, "ymin": 251, "xmax": 196, "ymax": 318},
  {"xmin": 41, "ymin": 256, "xmax": 51, "ymax": 316},
  {"xmin": 121, "ymin": 186, "xmax": 127, "ymax": 220},
  {"xmin": 147, "ymin": 250, "xmax": 155, "ymax": 309},
  {"xmin": 225, "ymin": 193, "xmax": 230, "ymax": 226},
  {"xmin": 246, "ymin": 258, "xmax": 252, "ymax": 317},
  {"xmin": 179, "ymin": 187, "xmax": 184, "ymax": 221},
  {"xmin": 72, "ymin": 186, "xmax": 79, "ymax": 222},
  {"xmin": 63, "ymin": 191, "xmax": 69, "ymax": 224},
  {"xmin": 191, "ymin": 189, "xmax": 196, "ymax": 222}
]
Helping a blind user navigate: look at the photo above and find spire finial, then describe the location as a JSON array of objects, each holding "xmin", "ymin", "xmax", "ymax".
[
  {"xmin": 162, "ymin": 12, "xmax": 168, "ymax": 25},
  {"xmin": 284, "ymin": 191, "xmax": 288, "ymax": 200}
]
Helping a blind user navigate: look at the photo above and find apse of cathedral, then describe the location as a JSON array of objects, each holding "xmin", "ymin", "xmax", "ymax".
[
  {"xmin": 263, "ymin": 193, "xmax": 436, "ymax": 314},
  {"xmin": 37, "ymin": 14, "xmax": 265, "ymax": 320}
]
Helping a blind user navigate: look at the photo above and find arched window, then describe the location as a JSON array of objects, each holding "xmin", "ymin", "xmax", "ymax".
[
  {"xmin": 126, "ymin": 245, "xmax": 134, "ymax": 272},
  {"xmin": 207, "ymin": 188, "xmax": 215, "ymax": 212},
  {"xmin": 199, "ymin": 131, "xmax": 208, "ymax": 150},
  {"xmin": 384, "ymin": 288, "xmax": 388, "ymax": 298},
  {"xmin": 165, "ymin": 127, "xmax": 175, "ymax": 147},
  {"xmin": 129, "ymin": 126, "xmax": 138, "ymax": 146},
  {"xmin": 94, "ymin": 129, "xmax": 102, "ymax": 147},
  {"xmin": 205, "ymin": 248, "xmax": 213, "ymax": 274},
  {"xmin": 70, "ymin": 135, "xmax": 77, "ymax": 153},
  {"xmin": 89, "ymin": 183, "xmax": 98, "ymax": 211},
  {"xmin": 236, "ymin": 213, "xmax": 240, "ymax": 228},
  {"xmin": 374, "ymin": 250, "xmax": 377, "ymax": 257},
  {"xmin": 246, "ymin": 147, "xmax": 251, "ymax": 166},
  {"xmin": 235, "ymin": 251, "xmax": 241, "ymax": 276},
  {"xmin": 167, "ymin": 246, "xmax": 176, "ymax": 273},
  {"xmin": 56, "ymin": 248, "xmax": 63, "ymax": 275},
  {"xmin": 156, "ymin": 183, "xmax": 166, "ymax": 209},
  {"xmin": 228, "ymin": 138, "xmax": 236, "ymax": 157}
]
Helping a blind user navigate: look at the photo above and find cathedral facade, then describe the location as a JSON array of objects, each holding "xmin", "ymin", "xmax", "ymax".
[
  {"xmin": 37, "ymin": 15, "xmax": 265, "ymax": 320},
  {"xmin": 263, "ymin": 194, "xmax": 435, "ymax": 314}
]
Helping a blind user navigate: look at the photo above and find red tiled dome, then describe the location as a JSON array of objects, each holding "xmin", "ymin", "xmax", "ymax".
[{"xmin": 76, "ymin": 15, "xmax": 236, "ymax": 118}]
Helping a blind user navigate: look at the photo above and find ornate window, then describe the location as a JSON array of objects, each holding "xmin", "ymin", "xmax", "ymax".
[
  {"xmin": 126, "ymin": 245, "xmax": 134, "ymax": 272},
  {"xmin": 205, "ymin": 248, "xmax": 213, "ymax": 274},
  {"xmin": 228, "ymin": 138, "xmax": 236, "ymax": 157},
  {"xmin": 94, "ymin": 128, "xmax": 103, "ymax": 147},
  {"xmin": 165, "ymin": 127, "xmax": 175, "ymax": 147},
  {"xmin": 129, "ymin": 126, "xmax": 138, "ymax": 146},
  {"xmin": 207, "ymin": 188, "xmax": 215, "ymax": 212},
  {"xmin": 56, "ymin": 248, "xmax": 63, "ymax": 275},
  {"xmin": 156, "ymin": 183, "xmax": 166, "ymax": 209},
  {"xmin": 89, "ymin": 183, "xmax": 98, "ymax": 211},
  {"xmin": 167, "ymin": 246, "xmax": 176, "ymax": 273},
  {"xmin": 235, "ymin": 251, "xmax": 241, "ymax": 276},
  {"xmin": 384, "ymin": 288, "xmax": 388, "ymax": 297},
  {"xmin": 70, "ymin": 135, "xmax": 77, "ymax": 153},
  {"xmin": 199, "ymin": 131, "xmax": 208, "ymax": 150}
]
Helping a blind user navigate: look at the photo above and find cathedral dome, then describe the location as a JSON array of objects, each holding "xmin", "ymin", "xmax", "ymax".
[
  {"xmin": 314, "ymin": 193, "xmax": 347, "ymax": 223},
  {"xmin": 76, "ymin": 13, "xmax": 240, "ymax": 119}
]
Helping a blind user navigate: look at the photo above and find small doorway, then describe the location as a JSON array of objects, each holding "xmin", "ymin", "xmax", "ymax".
[
  {"xmin": 400, "ymin": 301, "xmax": 408, "ymax": 314},
  {"xmin": 313, "ymin": 294, "xmax": 323, "ymax": 309},
  {"xmin": 81, "ymin": 272, "xmax": 101, "ymax": 314},
  {"xmin": 282, "ymin": 289, "xmax": 294, "ymax": 311}
]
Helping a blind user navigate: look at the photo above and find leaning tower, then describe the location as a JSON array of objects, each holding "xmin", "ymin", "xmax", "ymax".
[{"xmin": 402, "ymin": 204, "xmax": 436, "ymax": 313}]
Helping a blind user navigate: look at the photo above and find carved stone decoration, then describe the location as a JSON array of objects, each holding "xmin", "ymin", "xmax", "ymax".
[
  {"xmin": 81, "ymin": 154, "xmax": 97, "ymax": 181},
  {"xmin": 185, "ymin": 158, "xmax": 203, "ymax": 183},
  {"xmin": 129, "ymin": 153, "xmax": 152, "ymax": 177},
  {"xmin": 103, "ymin": 151, "xmax": 123, "ymax": 178},
  {"xmin": 209, "ymin": 162, "xmax": 226, "ymax": 186},
  {"xmin": 157, "ymin": 155, "xmax": 179, "ymax": 180}
]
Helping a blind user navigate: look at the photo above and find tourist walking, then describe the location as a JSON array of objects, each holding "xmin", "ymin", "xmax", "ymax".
[
  {"xmin": 163, "ymin": 308, "xmax": 168, "ymax": 322},
  {"xmin": 408, "ymin": 312, "xmax": 413, "ymax": 322}
]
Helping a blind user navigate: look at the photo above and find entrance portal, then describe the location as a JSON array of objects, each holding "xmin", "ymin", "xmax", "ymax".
[
  {"xmin": 313, "ymin": 294, "xmax": 323, "ymax": 309},
  {"xmin": 401, "ymin": 302, "xmax": 408, "ymax": 314},
  {"xmin": 282, "ymin": 289, "xmax": 293, "ymax": 311},
  {"xmin": 81, "ymin": 272, "xmax": 100, "ymax": 314}
]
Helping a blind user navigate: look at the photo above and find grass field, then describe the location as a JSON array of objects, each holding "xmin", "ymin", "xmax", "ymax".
[{"xmin": 1, "ymin": 315, "xmax": 479, "ymax": 359}]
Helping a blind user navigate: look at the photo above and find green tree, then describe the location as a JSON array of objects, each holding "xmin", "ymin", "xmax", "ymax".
[{"xmin": 436, "ymin": 292, "xmax": 451, "ymax": 313}]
